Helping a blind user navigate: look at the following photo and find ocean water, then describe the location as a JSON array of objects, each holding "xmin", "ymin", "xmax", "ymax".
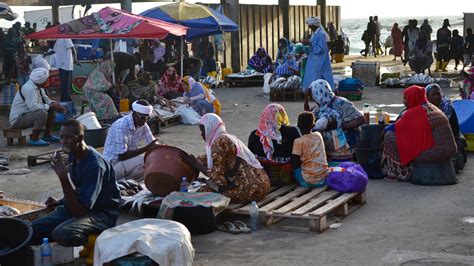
[{"xmin": 341, "ymin": 16, "xmax": 464, "ymax": 55}]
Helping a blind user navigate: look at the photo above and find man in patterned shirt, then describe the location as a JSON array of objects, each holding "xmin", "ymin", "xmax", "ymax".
[{"xmin": 103, "ymin": 99, "xmax": 158, "ymax": 181}]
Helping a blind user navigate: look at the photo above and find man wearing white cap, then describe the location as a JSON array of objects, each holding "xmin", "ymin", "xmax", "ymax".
[
  {"xmin": 103, "ymin": 99, "xmax": 159, "ymax": 181},
  {"xmin": 9, "ymin": 67, "xmax": 66, "ymax": 146},
  {"xmin": 302, "ymin": 16, "xmax": 335, "ymax": 111}
]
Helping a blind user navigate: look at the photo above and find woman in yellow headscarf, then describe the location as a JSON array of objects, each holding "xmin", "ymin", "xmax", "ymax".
[
  {"xmin": 247, "ymin": 103, "xmax": 301, "ymax": 186},
  {"xmin": 182, "ymin": 76, "xmax": 221, "ymax": 116}
]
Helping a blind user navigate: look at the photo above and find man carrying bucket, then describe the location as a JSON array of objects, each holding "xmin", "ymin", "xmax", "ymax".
[{"xmin": 103, "ymin": 99, "xmax": 159, "ymax": 181}]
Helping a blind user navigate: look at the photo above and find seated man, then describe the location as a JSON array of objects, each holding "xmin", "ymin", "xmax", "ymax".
[
  {"xmin": 31, "ymin": 119, "xmax": 121, "ymax": 246},
  {"xmin": 103, "ymin": 100, "xmax": 159, "ymax": 181},
  {"xmin": 9, "ymin": 68, "xmax": 66, "ymax": 146}
]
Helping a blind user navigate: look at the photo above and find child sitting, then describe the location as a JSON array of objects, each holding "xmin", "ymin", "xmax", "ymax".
[{"xmin": 292, "ymin": 112, "xmax": 329, "ymax": 188}]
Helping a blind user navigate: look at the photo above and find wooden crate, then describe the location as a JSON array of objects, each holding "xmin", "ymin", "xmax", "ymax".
[
  {"xmin": 269, "ymin": 89, "xmax": 305, "ymax": 102},
  {"xmin": 226, "ymin": 185, "xmax": 366, "ymax": 233},
  {"xmin": 3, "ymin": 128, "xmax": 33, "ymax": 146},
  {"xmin": 224, "ymin": 75, "xmax": 264, "ymax": 87},
  {"xmin": 1, "ymin": 197, "xmax": 50, "ymax": 221},
  {"xmin": 157, "ymin": 115, "xmax": 181, "ymax": 129}
]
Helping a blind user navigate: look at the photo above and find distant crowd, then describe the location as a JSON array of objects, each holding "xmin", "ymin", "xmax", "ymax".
[{"xmin": 361, "ymin": 16, "xmax": 474, "ymax": 74}]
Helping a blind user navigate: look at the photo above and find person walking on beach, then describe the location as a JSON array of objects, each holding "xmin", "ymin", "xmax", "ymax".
[
  {"xmin": 366, "ymin": 16, "xmax": 377, "ymax": 57},
  {"xmin": 435, "ymin": 19, "xmax": 452, "ymax": 72},
  {"xmin": 403, "ymin": 20, "xmax": 419, "ymax": 65},
  {"xmin": 451, "ymin": 29, "xmax": 464, "ymax": 70},
  {"xmin": 374, "ymin": 16, "xmax": 383, "ymax": 55},
  {"xmin": 465, "ymin": 28, "xmax": 474, "ymax": 69},
  {"xmin": 391, "ymin": 23, "xmax": 404, "ymax": 61},
  {"xmin": 420, "ymin": 19, "xmax": 433, "ymax": 41},
  {"xmin": 302, "ymin": 16, "xmax": 334, "ymax": 111}
]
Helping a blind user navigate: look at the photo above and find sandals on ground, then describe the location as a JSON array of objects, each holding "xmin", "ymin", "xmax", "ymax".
[
  {"xmin": 217, "ymin": 221, "xmax": 241, "ymax": 234},
  {"xmin": 233, "ymin": 220, "xmax": 251, "ymax": 233}
]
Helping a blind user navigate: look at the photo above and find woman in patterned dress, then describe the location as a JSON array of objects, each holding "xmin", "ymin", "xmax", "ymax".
[
  {"xmin": 184, "ymin": 113, "xmax": 270, "ymax": 203},
  {"xmin": 83, "ymin": 60, "xmax": 119, "ymax": 119}
]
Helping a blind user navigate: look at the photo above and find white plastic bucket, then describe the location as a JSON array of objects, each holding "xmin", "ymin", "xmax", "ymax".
[{"xmin": 77, "ymin": 112, "xmax": 101, "ymax": 130}]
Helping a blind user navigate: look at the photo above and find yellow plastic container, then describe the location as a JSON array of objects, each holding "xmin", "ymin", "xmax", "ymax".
[
  {"xmin": 120, "ymin": 98, "xmax": 130, "ymax": 112},
  {"xmin": 222, "ymin": 68, "xmax": 232, "ymax": 79},
  {"xmin": 466, "ymin": 134, "xmax": 474, "ymax": 152},
  {"xmin": 334, "ymin": 53, "xmax": 344, "ymax": 63}
]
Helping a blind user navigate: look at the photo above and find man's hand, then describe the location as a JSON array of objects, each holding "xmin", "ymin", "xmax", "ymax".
[
  {"xmin": 44, "ymin": 196, "xmax": 60, "ymax": 208},
  {"xmin": 304, "ymin": 98, "xmax": 310, "ymax": 111},
  {"xmin": 73, "ymin": 58, "xmax": 81, "ymax": 66},
  {"xmin": 49, "ymin": 102, "xmax": 66, "ymax": 113},
  {"xmin": 50, "ymin": 151, "xmax": 68, "ymax": 181}
]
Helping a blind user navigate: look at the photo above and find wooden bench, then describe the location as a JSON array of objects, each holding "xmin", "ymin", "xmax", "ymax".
[
  {"xmin": 226, "ymin": 185, "xmax": 366, "ymax": 233},
  {"xmin": 3, "ymin": 128, "xmax": 33, "ymax": 146}
]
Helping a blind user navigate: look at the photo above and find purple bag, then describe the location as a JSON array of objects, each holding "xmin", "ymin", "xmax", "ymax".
[{"xmin": 327, "ymin": 162, "xmax": 368, "ymax": 193}]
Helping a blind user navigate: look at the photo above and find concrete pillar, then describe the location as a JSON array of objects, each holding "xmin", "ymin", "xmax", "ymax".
[
  {"xmin": 52, "ymin": 4, "xmax": 60, "ymax": 24},
  {"xmin": 279, "ymin": 0, "xmax": 290, "ymax": 40},
  {"xmin": 121, "ymin": 0, "xmax": 132, "ymax": 12},
  {"xmin": 318, "ymin": 0, "xmax": 327, "ymax": 29},
  {"xmin": 221, "ymin": 0, "xmax": 241, "ymax": 72}
]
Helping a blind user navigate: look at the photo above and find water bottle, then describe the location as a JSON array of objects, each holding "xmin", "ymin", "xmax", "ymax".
[
  {"xmin": 180, "ymin": 177, "xmax": 189, "ymax": 192},
  {"xmin": 249, "ymin": 201, "xmax": 259, "ymax": 231},
  {"xmin": 40, "ymin": 237, "xmax": 53, "ymax": 266}
]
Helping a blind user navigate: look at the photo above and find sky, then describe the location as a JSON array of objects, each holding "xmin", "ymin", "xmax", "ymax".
[{"xmin": 1, "ymin": 0, "xmax": 474, "ymax": 28}]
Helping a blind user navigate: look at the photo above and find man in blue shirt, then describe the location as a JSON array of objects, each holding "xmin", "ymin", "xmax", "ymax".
[
  {"xmin": 302, "ymin": 16, "xmax": 335, "ymax": 111},
  {"xmin": 31, "ymin": 119, "xmax": 121, "ymax": 247}
]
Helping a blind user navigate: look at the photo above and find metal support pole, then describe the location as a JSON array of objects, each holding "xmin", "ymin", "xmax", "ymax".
[
  {"xmin": 180, "ymin": 36, "xmax": 184, "ymax": 77},
  {"xmin": 110, "ymin": 40, "xmax": 116, "ymax": 84}
]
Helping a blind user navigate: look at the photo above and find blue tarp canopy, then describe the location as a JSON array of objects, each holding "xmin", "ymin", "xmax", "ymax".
[
  {"xmin": 453, "ymin": 99, "xmax": 474, "ymax": 134},
  {"xmin": 140, "ymin": 2, "xmax": 238, "ymax": 40}
]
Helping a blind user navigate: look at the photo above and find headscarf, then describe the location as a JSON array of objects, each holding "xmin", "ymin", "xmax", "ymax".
[
  {"xmin": 29, "ymin": 67, "xmax": 49, "ymax": 84},
  {"xmin": 306, "ymin": 16, "xmax": 321, "ymax": 26},
  {"xmin": 394, "ymin": 86, "xmax": 435, "ymax": 165},
  {"xmin": 310, "ymin": 79, "xmax": 342, "ymax": 128},
  {"xmin": 256, "ymin": 103, "xmax": 290, "ymax": 160},
  {"xmin": 249, "ymin": 47, "xmax": 271, "ymax": 70},
  {"xmin": 293, "ymin": 43, "xmax": 305, "ymax": 54},
  {"xmin": 32, "ymin": 57, "xmax": 50, "ymax": 70},
  {"xmin": 132, "ymin": 100, "xmax": 153, "ymax": 116},
  {"xmin": 182, "ymin": 76, "xmax": 196, "ymax": 92},
  {"xmin": 97, "ymin": 60, "xmax": 115, "ymax": 81},
  {"xmin": 425, "ymin": 83, "xmax": 453, "ymax": 118},
  {"xmin": 159, "ymin": 67, "xmax": 183, "ymax": 95},
  {"xmin": 200, "ymin": 113, "xmax": 262, "ymax": 169}
]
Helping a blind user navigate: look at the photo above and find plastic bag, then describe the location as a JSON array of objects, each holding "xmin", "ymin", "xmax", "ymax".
[
  {"xmin": 175, "ymin": 105, "xmax": 201, "ymax": 125},
  {"xmin": 263, "ymin": 73, "xmax": 273, "ymax": 94},
  {"xmin": 327, "ymin": 162, "xmax": 368, "ymax": 193}
]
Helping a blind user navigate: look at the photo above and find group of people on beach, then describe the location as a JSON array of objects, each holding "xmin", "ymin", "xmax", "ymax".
[{"xmin": 378, "ymin": 17, "xmax": 474, "ymax": 74}]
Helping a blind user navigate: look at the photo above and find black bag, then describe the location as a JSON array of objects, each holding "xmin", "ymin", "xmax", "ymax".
[{"xmin": 172, "ymin": 206, "xmax": 217, "ymax": 235}]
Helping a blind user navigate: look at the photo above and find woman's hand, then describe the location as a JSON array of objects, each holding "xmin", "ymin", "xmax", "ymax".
[{"xmin": 181, "ymin": 152, "xmax": 208, "ymax": 174}]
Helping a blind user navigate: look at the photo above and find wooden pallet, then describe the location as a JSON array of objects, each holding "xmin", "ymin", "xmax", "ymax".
[
  {"xmin": 3, "ymin": 128, "xmax": 33, "ymax": 146},
  {"xmin": 269, "ymin": 89, "xmax": 305, "ymax": 102},
  {"xmin": 157, "ymin": 115, "xmax": 181, "ymax": 128},
  {"xmin": 224, "ymin": 75, "xmax": 264, "ymax": 87},
  {"xmin": 226, "ymin": 185, "xmax": 366, "ymax": 233}
]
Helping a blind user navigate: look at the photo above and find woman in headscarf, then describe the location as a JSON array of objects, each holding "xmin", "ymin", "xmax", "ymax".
[
  {"xmin": 461, "ymin": 66, "xmax": 474, "ymax": 99},
  {"xmin": 184, "ymin": 113, "xmax": 270, "ymax": 203},
  {"xmin": 157, "ymin": 67, "xmax": 184, "ymax": 100},
  {"xmin": 83, "ymin": 60, "xmax": 119, "ymax": 120},
  {"xmin": 182, "ymin": 76, "xmax": 221, "ymax": 116},
  {"xmin": 426, "ymin": 83, "xmax": 466, "ymax": 172},
  {"xmin": 390, "ymin": 23, "xmax": 404, "ymax": 61},
  {"xmin": 276, "ymin": 37, "xmax": 294, "ymax": 68},
  {"xmin": 309, "ymin": 79, "xmax": 365, "ymax": 160},
  {"xmin": 275, "ymin": 53, "xmax": 300, "ymax": 78},
  {"xmin": 248, "ymin": 103, "xmax": 301, "ymax": 186},
  {"xmin": 247, "ymin": 47, "xmax": 273, "ymax": 74},
  {"xmin": 382, "ymin": 85, "xmax": 457, "ymax": 184},
  {"xmin": 408, "ymin": 31, "xmax": 433, "ymax": 74}
]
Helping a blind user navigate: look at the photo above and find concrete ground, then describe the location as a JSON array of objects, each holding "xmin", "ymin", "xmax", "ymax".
[{"xmin": 1, "ymin": 55, "xmax": 473, "ymax": 265}]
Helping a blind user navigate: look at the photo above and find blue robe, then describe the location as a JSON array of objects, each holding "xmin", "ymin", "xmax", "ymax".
[{"xmin": 302, "ymin": 28, "xmax": 335, "ymax": 91}]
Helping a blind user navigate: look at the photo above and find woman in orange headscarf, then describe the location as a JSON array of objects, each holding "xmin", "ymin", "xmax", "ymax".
[{"xmin": 382, "ymin": 85, "xmax": 457, "ymax": 184}]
